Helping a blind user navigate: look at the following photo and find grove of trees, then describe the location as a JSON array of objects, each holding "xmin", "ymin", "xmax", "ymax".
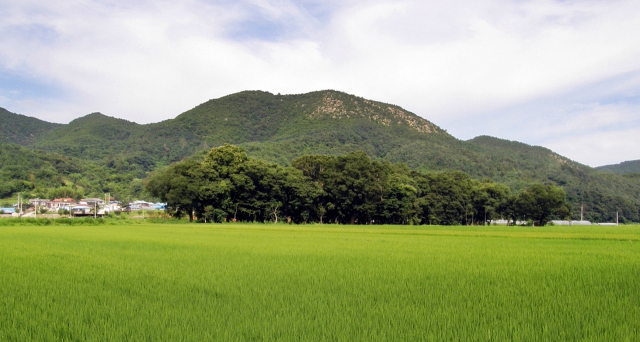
[{"xmin": 147, "ymin": 144, "xmax": 570, "ymax": 225}]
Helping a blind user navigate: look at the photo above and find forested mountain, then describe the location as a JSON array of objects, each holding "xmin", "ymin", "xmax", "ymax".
[
  {"xmin": 0, "ymin": 108, "xmax": 61, "ymax": 145},
  {"xmin": 466, "ymin": 136, "xmax": 640, "ymax": 222},
  {"xmin": 1, "ymin": 90, "xmax": 639, "ymax": 222},
  {"xmin": 18, "ymin": 90, "xmax": 450, "ymax": 169},
  {"xmin": 596, "ymin": 160, "xmax": 640, "ymax": 174}
]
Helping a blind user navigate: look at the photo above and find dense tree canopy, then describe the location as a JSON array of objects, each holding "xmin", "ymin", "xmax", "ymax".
[{"xmin": 147, "ymin": 145, "xmax": 570, "ymax": 225}]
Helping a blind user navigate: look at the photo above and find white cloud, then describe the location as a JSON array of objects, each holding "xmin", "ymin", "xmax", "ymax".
[
  {"xmin": 546, "ymin": 128, "xmax": 640, "ymax": 167},
  {"xmin": 1, "ymin": 0, "xmax": 640, "ymax": 165}
]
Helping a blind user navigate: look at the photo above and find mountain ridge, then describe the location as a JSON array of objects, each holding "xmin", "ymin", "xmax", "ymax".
[
  {"xmin": 596, "ymin": 160, "xmax": 640, "ymax": 175},
  {"xmin": 1, "ymin": 90, "xmax": 638, "ymax": 222},
  {"xmin": 0, "ymin": 107, "xmax": 62, "ymax": 145}
]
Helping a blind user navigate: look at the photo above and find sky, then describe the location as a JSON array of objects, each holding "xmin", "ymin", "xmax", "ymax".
[{"xmin": 1, "ymin": 0, "xmax": 640, "ymax": 167}]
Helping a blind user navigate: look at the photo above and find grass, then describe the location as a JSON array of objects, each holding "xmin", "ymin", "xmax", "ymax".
[{"xmin": 0, "ymin": 223, "xmax": 639, "ymax": 341}]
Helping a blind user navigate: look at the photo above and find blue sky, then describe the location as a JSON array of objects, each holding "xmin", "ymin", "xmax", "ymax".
[{"xmin": 1, "ymin": 0, "xmax": 640, "ymax": 167}]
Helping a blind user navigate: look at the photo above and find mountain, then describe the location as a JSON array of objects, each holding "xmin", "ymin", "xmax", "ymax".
[
  {"xmin": 16, "ymin": 90, "xmax": 453, "ymax": 170},
  {"xmin": 596, "ymin": 160, "xmax": 640, "ymax": 175},
  {"xmin": 0, "ymin": 107, "xmax": 61, "ymax": 145},
  {"xmin": 466, "ymin": 136, "xmax": 640, "ymax": 222},
  {"xmin": 1, "ymin": 90, "xmax": 639, "ymax": 222}
]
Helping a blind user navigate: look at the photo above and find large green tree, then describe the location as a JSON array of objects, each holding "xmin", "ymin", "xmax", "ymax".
[
  {"xmin": 473, "ymin": 182, "xmax": 511, "ymax": 225},
  {"xmin": 514, "ymin": 184, "xmax": 569, "ymax": 226}
]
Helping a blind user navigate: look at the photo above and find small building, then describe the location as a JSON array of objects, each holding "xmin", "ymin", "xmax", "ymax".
[
  {"xmin": 130, "ymin": 201, "xmax": 155, "ymax": 211},
  {"xmin": 29, "ymin": 199, "xmax": 52, "ymax": 208},
  {"xmin": 491, "ymin": 219, "xmax": 527, "ymax": 225},
  {"xmin": 52, "ymin": 198, "xmax": 77, "ymax": 209},
  {"xmin": 79, "ymin": 198, "xmax": 105, "ymax": 207},
  {"xmin": 550, "ymin": 220, "xmax": 592, "ymax": 226},
  {"xmin": 103, "ymin": 203, "xmax": 121, "ymax": 212},
  {"xmin": 71, "ymin": 206, "xmax": 92, "ymax": 216},
  {"xmin": 57, "ymin": 205, "xmax": 72, "ymax": 212}
]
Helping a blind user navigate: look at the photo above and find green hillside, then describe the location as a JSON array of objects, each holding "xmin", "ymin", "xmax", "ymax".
[
  {"xmin": 1, "ymin": 90, "xmax": 639, "ymax": 222},
  {"xmin": 467, "ymin": 136, "xmax": 640, "ymax": 222},
  {"xmin": 0, "ymin": 108, "xmax": 61, "ymax": 145},
  {"xmin": 25, "ymin": 90, "xmax": 451, "ymax": 169},
  {"xmin": 0, "ymin": 143, "xmax": 144, "ymax": 201},
  {"xmin": 596, "ymin": 160, "xmax": 640, "ymax": 174}
]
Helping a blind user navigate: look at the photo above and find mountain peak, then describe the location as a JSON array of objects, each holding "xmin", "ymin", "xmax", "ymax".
[
  {"xmin": 69, "ymin": 112, "xmax": 138, "ymax": 126},
  {"xmin": 303, "ymin": 90, "xmax": 444, "ymax": 134}
]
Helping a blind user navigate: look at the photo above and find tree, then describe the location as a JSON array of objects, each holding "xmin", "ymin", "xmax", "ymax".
[
  {"xmin": 514, "ymin": 184, "xmax": 568, "ymax": 226},
  {"xmin": 148, "ymin": 145, "xmax": 319, "ymax": 223},
  {"xmin": 146, "ymin": 159, "xmax": 204, "ymax": 222},
  {"xmin": 413, "ymin": 171, "xmax": 475, "ymax": 225},
  {"xmin": 473, "ymin": 182, "xmax": 510, "ymax": 225}
]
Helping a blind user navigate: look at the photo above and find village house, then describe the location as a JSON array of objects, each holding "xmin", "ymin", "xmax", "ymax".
[
  {"xmin": 51, "ymin": 198, "xmax": 77, "ymax": 209},
  {"xmin": 79, "ymin": 198, "xmax": 105, "ymax": 207},
  {"xmin": 104, "ymin": 202, "xmax": 122, "ymax": 212},
  {"xmin": 71, "ymin": 205, "xmax": 92, "ymax": 216},
  {"xmin": 0, "ymin": 208, "xmax": 16, "ymax": 214},
  {"xmin": 129, "ymin": 201, "xmax": 154, "ymax": 211},
  {"xmin": 29, "ymin": 199, "xmax": 52, "ymax": 208}
]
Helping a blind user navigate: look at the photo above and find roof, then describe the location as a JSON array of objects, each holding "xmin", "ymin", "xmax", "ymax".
[
  {"xmin": 52, "ymin": 198, "xmax": 76, "ymax": 202},
  {"xmin": 551, "ymin": 220, "xmax": 592, "ymax": 225}
]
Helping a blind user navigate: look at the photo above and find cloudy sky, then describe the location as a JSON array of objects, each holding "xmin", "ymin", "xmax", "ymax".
[{"xmin": 1, "ymin": 0, "xmax": 640, "ymax": 167}]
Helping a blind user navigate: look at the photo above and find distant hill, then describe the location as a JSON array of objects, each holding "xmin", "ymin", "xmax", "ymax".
[
  {"xmin": 14, "ymin": 91, "xmax": 452, "ymax": 171},
  {"xmin": 596, "ymin": 160, "xmax": 640, "ymax": 175},
  {"xmin": 0, "ymin": 143, "xmax": 143, "ymax": 201},
  {"xmin": 0, "ymin": 108, "xmax": 61, "ymax": 145},
  {"xmin": 1, "ymin": 90, "xmax": 640, "ymax": 222},
  {"xmin": 466, "ymin": 136, "xmax": 640, "ymax": 222}
]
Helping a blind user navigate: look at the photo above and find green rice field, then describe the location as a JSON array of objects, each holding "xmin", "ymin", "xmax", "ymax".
[{"xmin": 1, "ymin": 223, "xmax": 639, "ymax": 341}]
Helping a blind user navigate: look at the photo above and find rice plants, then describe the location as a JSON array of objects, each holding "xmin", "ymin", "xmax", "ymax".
[{"xmin": 0, "ymin": 224, "xmax": 638, "ymax": 341}]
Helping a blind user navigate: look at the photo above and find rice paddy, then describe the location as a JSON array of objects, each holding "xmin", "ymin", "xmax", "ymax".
[{"xmin": 1, "ymin": 223, "xmax": 639, "ymax": 341}]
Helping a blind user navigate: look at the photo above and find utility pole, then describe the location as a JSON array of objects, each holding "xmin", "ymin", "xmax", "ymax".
[
  {"xmin": 581, "ymin": 204, "xmax": 584, "ymax": 222},
  {"xmin": 35, "ymin": 198, "xmax": 38, "ymax": 219},
  {"xmin": 617, "ymin": 211, "xmax": 619, "ymax": 226}
]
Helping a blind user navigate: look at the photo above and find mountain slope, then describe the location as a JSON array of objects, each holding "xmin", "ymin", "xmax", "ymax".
[
  {"xmin": 0, "ymin": 143, "xmax": 143, "ymax": 200},
  {"xmin": 2, "ymin": 90, "xmax": 639, "ymax": 222},
  {"xmin": 23, "ymin": 90, "xmax": 451, "ymax": 169},
  {"xmin": 32, "ymin": 113, "xmax": 140, "ymax": 160},
  {"xmin": 596, "ymin": 160, "xmax": 640, "ymax": 174},
  {"xmin": 467, "ymin": 136, "xmax": 640, "ymax": 222},
  {"xmin": 0, "ymin": 107, "xmax": 61, "ymax": 145}
]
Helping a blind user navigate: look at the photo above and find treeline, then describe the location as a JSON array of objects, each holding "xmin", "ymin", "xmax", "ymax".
[{"xmin": 147, "ymin": 144, "xmax": 570, "ymax": 225}]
